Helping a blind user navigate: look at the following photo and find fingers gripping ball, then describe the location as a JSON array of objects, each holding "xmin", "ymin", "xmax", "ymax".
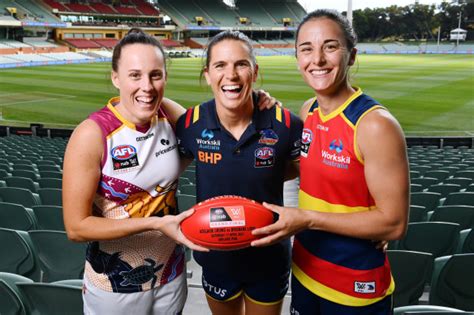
[{"xmin": 180, "ymin": 195, "xmax": 275, "ymax": 250}]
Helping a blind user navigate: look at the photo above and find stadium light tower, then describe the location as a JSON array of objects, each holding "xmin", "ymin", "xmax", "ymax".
[{"xmin": 347, "ymin": 0, "xmax": 353, "ymax": 25}]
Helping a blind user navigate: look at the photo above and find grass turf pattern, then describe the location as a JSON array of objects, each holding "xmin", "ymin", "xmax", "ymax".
[{"xmin": 0, "ymin": 54, "xmax": 472, "ymax": 135}]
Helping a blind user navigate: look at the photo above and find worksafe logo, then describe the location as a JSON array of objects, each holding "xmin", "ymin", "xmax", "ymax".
[
  {"xmin": 329, "ymin": 139, "xmax": 343, "ymax": 153},
  {"xmin": 201, "ymin": 129, "xmax": 214, "ymax": 140}
]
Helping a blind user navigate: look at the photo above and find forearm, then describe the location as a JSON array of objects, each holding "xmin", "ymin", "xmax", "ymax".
[
  {"xmin": 306, "ymin": 206, "xmax": 407, "ymax": 241},
  {"xmin": 66, "ymin": 215, "xmax": 161, "ymax": 242}
]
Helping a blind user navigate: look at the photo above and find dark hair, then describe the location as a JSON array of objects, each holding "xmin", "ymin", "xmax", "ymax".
[
  {"xmin": 203, "ymin": 30, "xmax": 256, "ymax": 71},
  {"xmin": 112, "ymin": 28, "xmax": 166, "ymax": 72},
  {"xmin": 295, "ymin": 9, "xmax": 357, "ymax": 52}
]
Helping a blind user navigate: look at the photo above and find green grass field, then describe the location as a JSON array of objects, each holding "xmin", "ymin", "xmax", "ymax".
[{"xmin": 0, "ymin": 54, "xmax": 472, "ymax": 135}]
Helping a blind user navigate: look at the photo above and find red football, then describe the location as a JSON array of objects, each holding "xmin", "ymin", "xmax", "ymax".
[{"xmin": 180, "ymin": 195, "xmax": 275, "ymax": 250}]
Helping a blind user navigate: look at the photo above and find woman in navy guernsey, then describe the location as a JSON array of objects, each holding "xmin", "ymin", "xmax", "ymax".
[
  {"xmin": 252, "ymin": 10, "xmax": 410, "ymax": 315},
  {"xmin": 62, "ymin": 29, "xmax": 209, "ymax": 314},
  {"xmin": 175, "ymin": 31, "xmax": 303, "ymax": 315}
]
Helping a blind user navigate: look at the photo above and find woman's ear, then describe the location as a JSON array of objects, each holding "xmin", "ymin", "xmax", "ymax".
[
  {"xmin": 203, "ymin": 68, "xmax": 211, "ymax": 86},
  {"xmin": 348, "ymin": 47, "xmax": 357, "ymax": 66},
  {"xmin": 111, "ymin": 71, "xmax": 120, "ymax": 90}
]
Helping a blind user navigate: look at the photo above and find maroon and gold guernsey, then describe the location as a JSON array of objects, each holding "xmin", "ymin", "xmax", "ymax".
[{"xmin": 294, "ymin": 88, "xmax": 395, "ymax": 306}]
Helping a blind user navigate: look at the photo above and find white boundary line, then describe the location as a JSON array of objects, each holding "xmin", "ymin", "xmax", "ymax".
[{"xmin": 0, "ymin": 91, "xmax": 76, "ymax": 106}]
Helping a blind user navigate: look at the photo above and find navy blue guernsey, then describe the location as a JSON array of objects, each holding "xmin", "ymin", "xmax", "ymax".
[{"xmin": 176, "ymin": 95, "xmax": 302, "ymax": 277}]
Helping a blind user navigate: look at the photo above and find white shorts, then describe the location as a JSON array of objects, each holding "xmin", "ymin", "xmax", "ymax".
[{"xmin": 83, "ymin": 271, "xmax": 187, "ymax": 315}]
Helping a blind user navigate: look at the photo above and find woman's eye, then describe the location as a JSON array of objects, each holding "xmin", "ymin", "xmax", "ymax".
[
  {"xmin": 300, "ymin": 47, "xmax": 312, "ymax": 53},
  {"xmin": 324, "ymin": 44, "xmax": 338, "ymax": 52},
  {"xmin": 151, "ymin": 73, "xmax": 162, "ymax": 80}
]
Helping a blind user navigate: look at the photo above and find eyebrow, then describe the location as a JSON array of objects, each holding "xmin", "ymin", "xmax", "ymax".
[
  {"xmin": 298, "ymin": 39, "xmax": 340, "ymax": 47},
  {"xmin": 211, "ymin": 59, "xmax": 250, "ymax": 66}
]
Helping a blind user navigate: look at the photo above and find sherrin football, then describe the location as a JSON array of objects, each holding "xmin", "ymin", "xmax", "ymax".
[{"xmin": 180, "ymin": 195, "xmax": 275, "ymax": 250}]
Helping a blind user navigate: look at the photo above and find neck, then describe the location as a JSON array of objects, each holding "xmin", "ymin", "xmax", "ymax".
[
  {"xmin": 317, "ymin": 83, "xmax": 356, "ymax": 115},
  {"xmin": 215, "ymin": 98, "xmax": 254, "ymax": 140}
]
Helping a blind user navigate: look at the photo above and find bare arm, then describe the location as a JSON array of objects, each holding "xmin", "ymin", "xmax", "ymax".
[
  {"xmin": 62, "ymin": 120, "xmax": 207, "ymax": 251},
  {"xmin": 161, "ymin": 97, "xmax": 186, "ymax": 126},
  {"xmin": 308, "ymin": 109, "xmax": 409, "ymax": 240},
  {"xmin": 252, "ymin": 109, "xmax": 409, "ymax": 245},
  {"xmin": 299, "ymin": 98, "xmax": 315, "ymax": 121}
]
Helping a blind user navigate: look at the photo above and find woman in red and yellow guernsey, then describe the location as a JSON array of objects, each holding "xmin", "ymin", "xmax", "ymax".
[{"xmin": 252, "ymin": 9, "xmax": 409, "ymax": 315}]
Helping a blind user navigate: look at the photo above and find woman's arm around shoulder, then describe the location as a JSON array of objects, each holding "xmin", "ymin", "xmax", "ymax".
[
  {"xmin": 62, "ymin": 119, "xmax": 208, "ymax": 251},
  {"xmin": 161, "ymin": 97, "xmax": 186, "ymax": 127}
]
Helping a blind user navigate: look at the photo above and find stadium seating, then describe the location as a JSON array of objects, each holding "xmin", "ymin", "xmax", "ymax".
[
  {"xmin": 17, "ymin": 282, "xmax": 83, "ymax": 315},
  {"xmin": 37, "ymin": 178, "xmax": 62, "ymax": 189},
  {"xmin": 387, "ymin": 250, "xmax": 434, "ymax": 307},
  {"xmin": 445, "ymin": 178, "xmax": 473, "ymax": 189},
  {"xmin": 411, "ymin": 192, "xmax": 442, "ymax": 212},
  {"xmin": 32, "ymin": 205, "xmax": 64, "ymax": 231},
  {"xmin": 52, "ymin": 279, "xmax": 83, "ymax": 287},
  {"xmin": 0, "ymin": 228, "xmax": 41, "ymax": 281},
  {"xmin": 457, "ymin": 229, "xmax": 474, "ymax": 254},
  {"xmin": 178, "ymin": 184, "xmax": 196, "ymax": 196},
  {"xmin": 11, "ymin": 170, "xmax": 38, "ymax": 181},
  {"xmin": 0, "ymin": 187, "xmax": 41, "ymax": 208},
  {"xmin": 39, "ymin": 171, "xmax": 62, "ymax": 179},
  {"xmin": 397, "ymin": 222, "xmax": 461, "ymax": 258},
  {"xmin": 0, "ymin": 272, "xmax": 34, "ymax": 315},
  {"xmin": 5, "ymin": 176, "xmax": 39, "ymax": 193},
  {"xmin": 445, "ymin": 192, "xmax": 474, "ymax": 207},
  {"xmin": 13, "ymin": 0, "xmax": 60, "ymax": 23},
  {"xmin": 429, "ymin": 254, "xmax": 474, "ymax": 311},
  {"xmin": 409, "ymin": 205, "xmax": 428, "ymax": 222},
  {"xmin": 430, "ymin": 206, "xmax": 474, "ymax": 230},
  {"xmin": 0, "ymin": 202, "xmax": 37, "ymax": 231},
  {"xmin": 411, "ymin": 177, "xmax": 439, "ymax": 189},
  {"xmin": 38, "ymin": 188, "xmax": 62, "ymax": 206},
  {"xmin": 394, "ymin": 305, "xmax": 466, "ymax": 314},
  {"xmin": 427, "ymin": 184, "xmax": 462, "ymax": 198},
  {"xmin": 28, "ymin": 230, "xmax": 86, "ymax": 282},
  {"xmin": 177, "ymin": 194, "xmax": 196, "ymax": 212}
]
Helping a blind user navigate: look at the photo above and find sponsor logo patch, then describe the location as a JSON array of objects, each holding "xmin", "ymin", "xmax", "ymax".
[
  {"xmin": 254, "ymin": 146, "xmax": 274, "ymax": 168},
  {"xmin": 196, "ymin": 129, "xmax": 221, "ymax": 151},
  {"xmin": 301, "ymin": 128, "xmax": 313, "ymax": 157},
  {"xmin": 136, "ymin": 132, "xmax": 154, "ymax": 142},
  {"xmin": 198, "ymin": 150, "xmax": 222, "ymax": 164},
  {"xmin": 258, "ymin": 129, "xmax": 279, "ymax": 145},
  {"xmin": 111, "ymin": 144, "xmax": 139, "ymax": 170},
  {"xmin": 354, "ymin": 281, "xmax": 376, "ymax": 294},
  {"xmin": 209, "ymin": 206, "xmax": 245, "ymax": 228},
  {"xmin": 322, "ymin": 139, "xmax": 351, "ymax": 169}
]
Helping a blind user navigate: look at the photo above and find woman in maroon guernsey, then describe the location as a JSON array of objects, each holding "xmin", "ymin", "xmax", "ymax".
[{"xmin": 252, "ymin": 9, "xmax": 409, "ymax": 315}]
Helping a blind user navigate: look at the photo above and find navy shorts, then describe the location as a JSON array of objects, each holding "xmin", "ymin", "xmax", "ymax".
[
  {"xmin": 201, "ymin": 268, "xmax": 289, "ymax": 305},
  {"xmin": 290, "ymin": 274, "xmax": 393, "ymax": 315}
]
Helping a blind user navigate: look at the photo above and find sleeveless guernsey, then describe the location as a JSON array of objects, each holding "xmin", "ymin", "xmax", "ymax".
[
  {"xmin": 84, "ymin": 97, "xmax": 184, "ymax": 293},
  {"xmin": 294, "ymin": 88, "xmax": 395, "ymax": 306}
]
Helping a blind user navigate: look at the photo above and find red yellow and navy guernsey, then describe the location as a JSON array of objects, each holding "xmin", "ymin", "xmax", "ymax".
[{"xmin": 294, "ymin": 88, "xmax": 395, "ymax": 306}]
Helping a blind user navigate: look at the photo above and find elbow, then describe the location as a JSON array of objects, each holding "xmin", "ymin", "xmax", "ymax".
[
  {"xmin": 386, "ymin": 220, "xmax": 408, "ymax": 241},
  {"xmin": 65, "ymin": 227, "xmax": 88, "ymax": 242}
]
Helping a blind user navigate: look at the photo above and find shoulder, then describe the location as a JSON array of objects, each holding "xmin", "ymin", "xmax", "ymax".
[
  {"xmin": 300, "ymin": 97, "xmax": 316, "ymax": 121},
  {"xmin": 268, "ymin": 106, "xmax": 302, "ymax": 129},
  {"xmin": 356, "ymin": 108, "xmax": 406, "ymax": 159},
  {"xmin": 176, "ymin": 101, "xmax": 210, "ymax": 135},
  {"xmin": 358, "ymin": 108, "xmax": 402, "ymax": 135},
  {"xmin": 65, "ymin": 119, "xmax": 104, "ymax": 159}
]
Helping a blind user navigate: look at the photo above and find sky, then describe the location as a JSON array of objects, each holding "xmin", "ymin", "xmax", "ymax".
[{"xmin": 297, "ymin": 0, "xmax": 445, "ymax": 12}]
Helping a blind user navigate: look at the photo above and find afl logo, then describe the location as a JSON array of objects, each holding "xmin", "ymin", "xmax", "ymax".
[
  {"xmin": 111, "ymin": 145, "xmax": 137, "ymax": 161},
  {"xmin": 302, "ymin": 128, "xmax": 313, "ymax": 144},
  {"xmin": 255, "ymin": 147, "xmax": 274, "ymax": 160}
]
